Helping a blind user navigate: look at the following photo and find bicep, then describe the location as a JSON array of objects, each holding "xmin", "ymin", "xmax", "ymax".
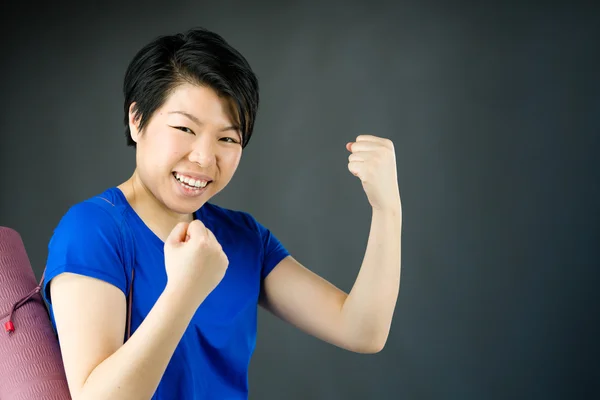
[
  {"xmin": 50, "ymin": 272, "xmax": 127, "ymax": 397},
  {"xmin": 259, "ymin": 256, "xmax": 352, "ymax": 349}
]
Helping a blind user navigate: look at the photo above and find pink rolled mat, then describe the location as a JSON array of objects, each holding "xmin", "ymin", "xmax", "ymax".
[{"xmin": 0, "ymin": 226, "xmax": 71, "ymax": 399}]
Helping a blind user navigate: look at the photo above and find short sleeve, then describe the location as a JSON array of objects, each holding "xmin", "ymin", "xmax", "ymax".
[
  {"xmin": 255, "ymin": 219, "xmax": 290, "ymax": 280},
  {"xmin": 42, "ymin": 201, "xmax": 129, "ymax": 305}
]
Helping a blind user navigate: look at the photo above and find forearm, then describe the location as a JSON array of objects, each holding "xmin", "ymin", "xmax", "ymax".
[
  {"xmin": 341, "ymin": 206, "xmax": 402, "ymax": 352},
  {"xmin": 77, "ymin": 287, "xmax": 201, "ymax": 400}
]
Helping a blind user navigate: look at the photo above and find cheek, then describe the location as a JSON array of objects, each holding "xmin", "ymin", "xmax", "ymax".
[
  {"xmin": 150, "ymin": 132, "xmax": 188, "ymax": 163},
  {"xmin": 224, "ymin": 151, "xmax": 242, "ymax": 172}
]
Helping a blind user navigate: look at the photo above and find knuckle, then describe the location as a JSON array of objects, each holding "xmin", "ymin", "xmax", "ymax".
[
  {"xmin": 380, "ymin": 147, "xmax": 393, "ymax": 158},
  {"xmin": 190, "ymin": 219, "xmax": 204, "ymax": 229}
]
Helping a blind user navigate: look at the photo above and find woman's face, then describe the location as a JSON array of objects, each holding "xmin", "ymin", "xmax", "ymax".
[{"xmin": 129, "ymin": 83, "xmax": 243, "ymax": 215}]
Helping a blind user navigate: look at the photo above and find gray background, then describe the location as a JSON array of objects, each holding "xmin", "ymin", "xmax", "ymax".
[{"xmin": 1, "ymin": 1, "xmax": 599, "ymax": 399}]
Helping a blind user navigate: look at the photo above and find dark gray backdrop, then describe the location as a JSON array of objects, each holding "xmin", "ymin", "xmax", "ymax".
[{"xmin": 1, "ymin": 1, "xmax": 599, "ymax": 399}]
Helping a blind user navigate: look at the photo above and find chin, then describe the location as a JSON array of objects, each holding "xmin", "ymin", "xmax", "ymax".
[{"xmin": 169, "ymin": 195, "xmax": 209, "ymax": 214}]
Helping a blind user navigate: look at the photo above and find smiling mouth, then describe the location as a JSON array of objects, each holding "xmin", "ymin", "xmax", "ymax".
[{"xmin": 172, "ymin": 172, "xmax": 212, "ymax": 190}]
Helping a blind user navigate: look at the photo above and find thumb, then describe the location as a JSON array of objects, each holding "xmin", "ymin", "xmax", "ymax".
[
  {"xmin": 346, "ymin": 142, "xmax": 353, "ymax": 152},
  {"xmin": 165, "ymin": 222, "xmax": 189, "ymax": 246}
]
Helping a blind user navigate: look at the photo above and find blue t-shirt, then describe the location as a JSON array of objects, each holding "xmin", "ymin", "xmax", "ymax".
[{"xmin": 42, "ymin": 187, "xmax": 290, "ymax": 399}]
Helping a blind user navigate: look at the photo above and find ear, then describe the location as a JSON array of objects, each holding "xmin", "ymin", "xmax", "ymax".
[{"xmin": 128, "ymin": 102, "xmax": 142, "ymax": 143}]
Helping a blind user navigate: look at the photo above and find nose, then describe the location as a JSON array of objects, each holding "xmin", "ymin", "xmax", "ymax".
[{"xmin": 188, "ymin": 136, "xmax": 216, "ymax": 168}]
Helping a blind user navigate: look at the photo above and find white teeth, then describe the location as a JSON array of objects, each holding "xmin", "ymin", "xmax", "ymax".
[{"xmin": 174, "ymin": 173, "xmax": 209, "ymax": 189}]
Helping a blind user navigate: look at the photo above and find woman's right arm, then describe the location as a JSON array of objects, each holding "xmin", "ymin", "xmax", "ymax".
[
  {"xmin": 50, "ymin": 217, "xmax": 228, "ymax": 400},
  {"xmin": 50, "ymin": 272, "xmax": 200, "ymax": 400}
]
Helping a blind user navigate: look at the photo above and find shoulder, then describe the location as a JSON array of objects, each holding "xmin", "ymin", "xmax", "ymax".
[
  {"xmin": 51, "ymin": 188, "xmax": 128, "ymax": 240},
  {"xmin": 44, "ymin": 188, "xmax": 134, "ymax": 302}
]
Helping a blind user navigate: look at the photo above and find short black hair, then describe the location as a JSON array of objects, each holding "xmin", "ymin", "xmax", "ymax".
[{"xmin": 122, "ymin": 27, "xmax": 259, "ymax": 148}]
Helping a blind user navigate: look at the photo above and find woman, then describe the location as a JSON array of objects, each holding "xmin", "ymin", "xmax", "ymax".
[{"xmin": 42, "ymin": 27, "xmax": 402, "ymax": 399}]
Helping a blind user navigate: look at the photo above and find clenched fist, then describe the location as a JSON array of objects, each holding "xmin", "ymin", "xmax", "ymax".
[
  {"xmin": 163, "ymin": 219, "xmax": 228, "ymax": 306},
  {"xmin": 346, "ymin": 135, "xmax": 401, "ymax": 213}
]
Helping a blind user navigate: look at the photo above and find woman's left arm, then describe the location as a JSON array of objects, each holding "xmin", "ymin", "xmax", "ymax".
[{"xmin": 259, "ymin": 135, "xmax": 401, "ymax": 354}]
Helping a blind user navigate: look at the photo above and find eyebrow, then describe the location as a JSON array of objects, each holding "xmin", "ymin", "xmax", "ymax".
[{"xmin": 168, "ymin": 111, "xmax": 240, "ymax": 133}]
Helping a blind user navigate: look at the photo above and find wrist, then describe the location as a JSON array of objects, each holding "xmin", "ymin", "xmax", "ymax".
[
  {"xmin": 372, "ymin": 202, "xmax": 402, "ymax": 230},
  {"xmin": 372, "ymin": 201, "xmax": 402, "ymax": 218},
  {"xmin": 163, "ymin": 282, "xmax": 206, "ymax": 312}
]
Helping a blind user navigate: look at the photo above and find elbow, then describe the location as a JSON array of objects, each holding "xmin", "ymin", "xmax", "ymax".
[
  {"xmin": 339, "ymin": 313, "xmax": 393, "ymax": 354},
  {"xmin": 351, "ymin": 332, "xmax": 388, "ymax": 354},
  {"xmin": 360, "ymin": 338, "xmax": 387, "ymax": 354}
]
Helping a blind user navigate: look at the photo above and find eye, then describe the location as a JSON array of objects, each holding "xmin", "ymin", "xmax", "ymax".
[
  {"xmin": 220, "ymin": 137, "xmax": 240, "ymax": 144},
  {"xmin": 173, "ymin": 126, "xmax": 195, "ymax": 135}
]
